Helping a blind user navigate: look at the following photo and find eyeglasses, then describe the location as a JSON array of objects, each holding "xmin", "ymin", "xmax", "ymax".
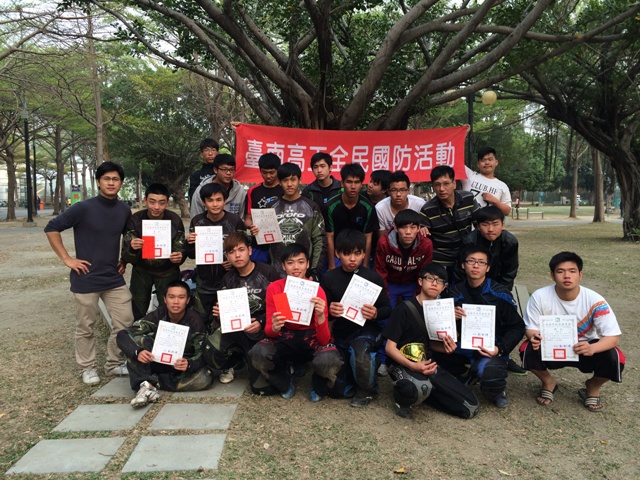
[
  {"xmin": 422, "ymin": 274, "xmax": 446, "ymax": 285},
  {"xmin": 464, "ymin": 259, "xmax": 488, "ymax": 266},
  {"xmin": 216, "ymin": 167, "xmax": 236, "ymax": 174},
  {"xmin": 389, "ymin": 188, "xmax": 409, "ymax": 194},
  {"xmin": 433, "ymin": 181, "xmax": 454, "ymax": 189},
  {"xmin": 100, "ymin": 176, "xmax": 121, "ymax": 183}
]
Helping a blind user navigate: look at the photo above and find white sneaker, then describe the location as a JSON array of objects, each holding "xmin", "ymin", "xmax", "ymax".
[
  {"xmin": 377, "ymin": 364, "xmax": 388, "ymax": 377},
  {"xmin": 130, "ymin": 381, "xmax": 160, "ymax": 408},
  {"xmin": 108, "ymin": 364, "xmax": 129, "ymax": 376},
  {"xmin": 81, "ymin": 369, "xmax": 100, "ymax": 385},
  {"xmin": 219, "ymin": 368, "xmax": 234, "ymax": 384}
]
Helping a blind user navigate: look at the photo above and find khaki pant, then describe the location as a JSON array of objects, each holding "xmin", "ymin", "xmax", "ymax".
[{"xmin": 73, "ymin": 286, "xmax": 134, "ymax": 373}]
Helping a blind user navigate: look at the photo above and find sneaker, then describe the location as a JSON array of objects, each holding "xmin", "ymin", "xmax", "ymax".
[
  {"xmin": 350, "ymin": 392, "xmax": 373, "ymax": 407},
  {"xmin": 395, "ymin": 403, "xmax": 412, "ymax": 419},
  {"xmin": 131, "ymin": 381, "xmax": 160, "ymax": 408},
  {"xmin": 108, "ymin": 364, "xmax": 129, "ymax": 376},
  {"xmin": 377, "ymin": 364, "xmax": 388, "ymax": 377},
  {"xmin": 492, "ymin": 391, "xmax": 509, "ymax": 408},
  {"xmin": 309, "ymin": 389, "xmax": 324, "ymax": 403},
  {"xmin": 507, "ymin": 358, "xmax": 528, "ymax": 375},
  {"xmin": 81, "ymin": 369, "xmax": 100, "ymax": 385},
  {"xmin": 281, "ymin": 380, "xmax": 296, "ymax": 400},
  {"xmin": 219, "ymin": 368, "xmax": 234, "ymax": 384}
]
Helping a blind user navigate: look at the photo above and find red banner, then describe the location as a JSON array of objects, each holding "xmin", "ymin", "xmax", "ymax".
[{"xmin": 235, "ymin": 124, "xmax": 468, "ymax": 184}]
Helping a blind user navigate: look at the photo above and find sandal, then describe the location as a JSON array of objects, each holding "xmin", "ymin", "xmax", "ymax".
[
  {"xmin": 578, "ymin": 388, "xmax": 604, "ymax": 412},
  {"xmin": 536, "ymin": 384, "xmax": 559, "ymax": 406}
]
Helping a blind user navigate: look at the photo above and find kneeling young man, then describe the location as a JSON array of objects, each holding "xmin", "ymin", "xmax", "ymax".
[
  {"xmin": 384, "ymin": 265, "xmax": 479, "ymax": 419},
  {"xmin": 522, "ymin": 252, "xmax": 624, "ymax": 412},
  {"xmin": 248, "ymin": 244, "xmax": 343, "ymax": 399},
  {"xmin": 321, "ymin": 229, "xmax": 391, "ymax": 406},
  {"xmin": 435, "ymin": 246, "xmax": 525, "ymax": 408},
  {"xmin": 117, "ymin": 280, "xmax": 210, "ymax": 407}
]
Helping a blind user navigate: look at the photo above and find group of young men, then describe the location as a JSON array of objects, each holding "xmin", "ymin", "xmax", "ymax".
[{"xmin": 44, "ymin": 140, "xmax": 624, "ymax": 418}]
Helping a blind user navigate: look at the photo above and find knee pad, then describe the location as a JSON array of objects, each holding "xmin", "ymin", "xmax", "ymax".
[
  {"xmin": 248, "ymin": 340, "xmax": 276, "ymax": 377},
  {"xmin": 313, "ymin": 344, "xmax": 344, "ymax": 388},
  {"xmin": 349, "ymin": 335, "xmax": 380, "ymax": 390},
  {"xmin": 390, "ymin": 365, "xmax": 433, "ymax": 407}
]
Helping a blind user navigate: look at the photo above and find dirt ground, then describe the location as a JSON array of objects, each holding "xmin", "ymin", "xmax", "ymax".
[{"xmin": 0, "ymin": 215, "xmax": 638, "ymax": 479}]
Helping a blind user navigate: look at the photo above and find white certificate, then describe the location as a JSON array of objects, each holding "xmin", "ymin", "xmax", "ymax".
[
  {"xmin": 195, "ymin": 225, "xmax": 224, "ymax": 265},
  {"xmin": 283, "ymin": 275, "xmax": 319, "ymax": 326},
  {"xmin": 217, "ymin": 287, "xmax": 252, "ymax": 334},
  {"xmin": 251, "ymin": 208, "xmax": 283, "ymax": 245},
  {"xmin": 461, "ymin": 304, "xmax": 496, "ymax": 350},
  {"xmin": 423, "ymin": 297, "xmax": 457, "ymax": 342},
  {"xmin": 151, "ymin": 320, "xmax": 189, "ymax": 365},
  {"xmin": 540, "ymin": 315, "xmax": 579, "ymax": 362},
  {"xmin": 142, "ymin": 219, "xmax": 171, "ymax": 259},
  {"xmin": 339, "ymin": 274, "xmax": 383, "ymax": 326}
]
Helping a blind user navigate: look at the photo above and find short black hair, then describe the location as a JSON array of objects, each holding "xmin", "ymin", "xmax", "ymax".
[
  {"xmin": 199, "ymin": 138, "xmax": 219, "ymax": 151},
  {"xmin": 280, "ymin": 243, "xmax": 309, "ymax": 263},
  {"xmin": 475, "ymin": 205, "xmax": 505, "ymax": 223},
  {"xmin": 335, "ymin": 229, "xmax": 366, "ymax": 254},
  {"xmin": 200, "ymin": 182, "xmax": 228, "ymax": 201},
  {"xmin": 389, "ymin": 171, "xmax": 410, "ymax": 189},
  {"xmin": 430, "ymin": 165, "xmax": 455, "ymax": 183},
  {"xmin": 259, "ymin": 153, "xmax": 281, "ymax": 170},
  {"xmin": 165, "ymin": 279, "xmax": 191, "ymax": 297},
  {"xmin": 277, "ymin": 162, "xmax": 302, "ymax": 180},
  {"xmin": 460, "ymin": 245, "xmax": 492, "ymax": 266},
  {"xmin": 145, "ymin": 183, "xmax": 170, "ymax": 199},
  {"xmin": 96, "ymin": 161, "xmax": 124, "ymax": 181},
  {"xmin": 394, "ymin": 209, "xmax": 424, "ymax": 228},
  {"xmin": 213, "ymin": 153, "xmax": 236, "ymax": 169},
  {"xmin": 370, "ymin": 170, "xmax": 392, "ymax": 191},
  {"xmin": 549, "ymin": 251, "xmax": 583, "ymax": 272},
  {"xmin": 419, "ymin": 264, "xmax": 448, "ymax": 282},
  {"xmin": 477, "ymin": 146, "xmax": 497, "ymax": 160},
  {"xmin": 340, "ymin": 163, "xmax": 365, "ymax": 182},
  {"xmin": 310, "ymin": 152, "xmax": 332, "ymax": 168},
  {"xmin": 224, "ymin": 231, "xmax": 252, "ymax": 252}
]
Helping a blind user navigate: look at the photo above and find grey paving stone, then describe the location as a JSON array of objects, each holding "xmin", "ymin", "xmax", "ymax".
[
  {"xmin": 121, "ymin": 434, "xmax": 225, "ymax": 472},
  {"xmin": 172, "ymin": 377, "xmax": 249, "ymax": 399},
  {"xmin": 92, "ymin": 377, "xmax": 168, "ymax": 399},
  {"xmin": 6, "ymin": 438, "xmax": 125, "ymax": 474},
  {"xmin": 53, "ymin": 404, "xmax": 150, "ymax": 432},
  {"xmin": 149, "ymin": 403, "xmax": 237, "ymax": 431}
]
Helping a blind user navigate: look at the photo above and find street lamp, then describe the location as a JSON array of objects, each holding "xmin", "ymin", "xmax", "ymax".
[
  {"xmin": 466, "ymin": 89, "xmax": 497, "ymax": 166},
  {"xmin": 20, "ymin": 89, "xmax": 33, "ymax": 223}
]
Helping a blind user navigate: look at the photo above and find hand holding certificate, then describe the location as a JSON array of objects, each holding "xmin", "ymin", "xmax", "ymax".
[
  {"xmin": 251, "ymin": 208, "xmax": 283, "ymax": 245},
  {"xmin": 195, "ymin": 225, "xmax": 224, "ymax": 265},
  {"xmin": 142, "ymin": 219, "xmax": 172, "ymax": 259},
  {"xmin": 339, "ymin": 274, "xmax": 382, "ymax": 326},
  {"xmin": 151, "ymin": 320, "xmax": 189, "ymax": 365},
  {"xmin": 460, "ymin": 304, "xmax": 496, "ymax": 351},
  {"xmin": 217, "ymin": 288, "xmax": 252, "ymax": 333},
  {"xmin": 423, "ymin": 298, "xmax": 457, "ymax": 342},
  {"xmin": 539, "ymin": 315, "xmax": 579, "ymax": 361},
  {"xmin": 283, "ymin": 276, "xmax": 319, "ymax": 326}
]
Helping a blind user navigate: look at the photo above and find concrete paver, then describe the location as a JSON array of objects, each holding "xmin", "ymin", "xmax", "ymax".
[
  {"xmin": 149, "ymin": 403, "xmax": 237, "ymax": 431},
  {"xmin": 92, "ymin": 377, "xmax": 168, "ymax": 399},
  {"xmin": 172, "ymin": 377, "xmax": 249, "ymax": 399},
  {"xmin": 53, "ymin": 404, "xmax": 151, "ymax": 432},
  {"xmin": 6, "ymin": 438, "xmax": 125, "ymax": 474},
  {"xmin": 121, "ymin": 434, "xmax": 226, "ymax": 472}
]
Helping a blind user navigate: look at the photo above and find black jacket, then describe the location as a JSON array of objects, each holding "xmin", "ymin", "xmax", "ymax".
[{"xmin": 189, "ymin": 163, "xmax": 215, "ymax": 201}]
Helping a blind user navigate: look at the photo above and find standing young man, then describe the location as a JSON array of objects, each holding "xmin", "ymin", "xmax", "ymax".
[
  {"xmin": 321, "ymin": 229, "xmax": 391, "ymax": 406},
  {"xmin": 45, "ymin": 162, "xmax": 134, "ymax": 384},
  {"xmin": 325, "ymin": 164, "xmax": 378, "ymax": 270},
  {"xmin": 375, "ymin": 171, "xmax": 425, "ymax": 236},
  {"xmin": 521, "ymin": 252, "xmax": 624, "ymax": 411},
  {"xmin": 384, "ymin": 264, "xmax": 479, "ymax": 419},
  {"xmin": 244, "ymin": 153, "xmax": 284, "ymax": 264},
  {"xmin": 191, "ymin": 153, "xmax": 246, "ymax": 218},
  {"xmin": 270, "ymin": 163, "xmax": 326, "ymax": 279},
  {"xmin": 121, "ymin": 183, "xmax": 186, "ymax": 319},
  {"xmin": 434, "ymin": 246, "xmax": 525, "ymax": 408},
  {"xmin": 461, "ymin": 146, "xmax": 512, "ymax": 215},
  {"xmin": 188, "ymin": 137, "xmax": 218, "ymax": 202},
  {"xmin": 301, "ymin": 152, "xmax": 342, "ymax": 220}
]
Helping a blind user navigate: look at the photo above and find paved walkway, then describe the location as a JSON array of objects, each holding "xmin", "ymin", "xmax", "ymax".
[{"xmin": 6, "ymin": 374, "xmax": 249, "ymax": 475}]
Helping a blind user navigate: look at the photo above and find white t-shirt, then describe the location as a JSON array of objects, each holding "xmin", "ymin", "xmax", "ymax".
[
  {"xmin": 375, "ymin": 195, "xmax": 426, "ymax": 231},
  {"xmin": 461, "ymin": 166, "xmax": 512, "ymax": 208},
  {"xmin": 524, "ymin": 285, "xmax": 621, "ymax": 342}
]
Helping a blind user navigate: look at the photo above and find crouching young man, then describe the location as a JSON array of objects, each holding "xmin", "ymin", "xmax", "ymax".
[
  {"xmin": 383, "ymin": 264, "xmax": 479, "ymax": 419},
  {"xmin": 117, "ymin": 280, "xmax": 211, "ymax": 407},
  {"xmin": 248, "ymin": 244, "xmax": 343, "ymax": 399},
  {"xmin": 521, "ymin": 252, "xmax": 624, "ymax": 412},
  {"xmin": 320, "ymin": 229, "xmax": 391, "ymax": 406}
]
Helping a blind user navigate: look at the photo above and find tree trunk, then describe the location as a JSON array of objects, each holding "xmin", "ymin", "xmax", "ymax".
[
  {"xmin": 53, "ymin": 125, "xmax": 65, "ymax": 214},
  {"xmin": 173, "ymin": 185, "xmax": 190, "ymax": 218},
  {"xmin": 87, "ymin": 12, "xmax": 105, "ymax": 164},
  {"xmin": 3, "ymin": 151, "xmax": 17, "ymax": 220},
  {"xmin": 592, "ymin": 147, "xmax": 605, "ymax": 222}
]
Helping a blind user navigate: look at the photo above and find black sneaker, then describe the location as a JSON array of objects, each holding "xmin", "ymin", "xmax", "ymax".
[
  {"xmin": 350, "ymin": 393, "xmax": 373, "ymax": 407},
  {"xmin": 507, "ymin": 358, "xmax": 528, "ymax": 375},
  {"xmin": 395, "ymin": 403, "xmax": 412, "ymax": 418},
  {"xmin": 492, "ymin": 391, "xmax": 508, "ymax": 408}
]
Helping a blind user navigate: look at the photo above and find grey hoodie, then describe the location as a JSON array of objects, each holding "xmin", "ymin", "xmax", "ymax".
[{"xmin": 190, "ymin": 175, "xmax": 246, "ymax": 218}]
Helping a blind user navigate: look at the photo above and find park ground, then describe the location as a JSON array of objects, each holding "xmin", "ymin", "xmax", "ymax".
[{"xmin": 0, "ymin": 208, "xmax": 638, "ymax": 479}]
